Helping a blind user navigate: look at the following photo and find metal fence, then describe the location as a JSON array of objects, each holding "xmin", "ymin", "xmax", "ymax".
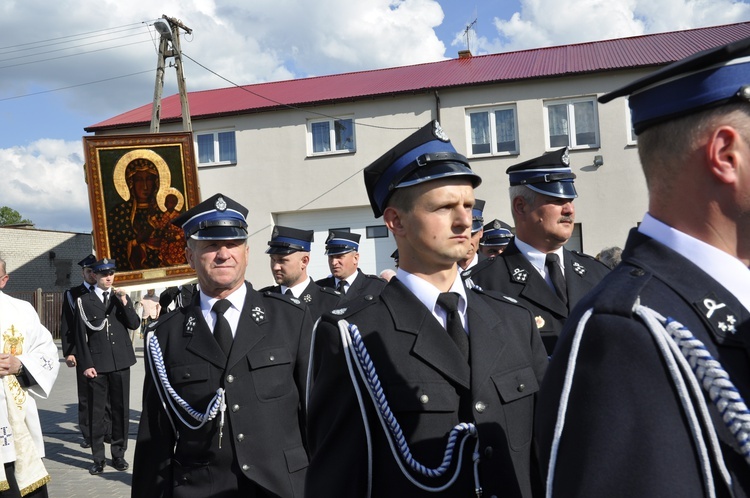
[{"xmin": 7, "ymin": 290, "xmax": 63, "ymax": 340}]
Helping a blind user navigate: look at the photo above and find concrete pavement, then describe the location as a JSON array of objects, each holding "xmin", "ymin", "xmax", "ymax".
[{"xmin": 36, "ymin": 338, "xmax": 146, "ymax": 497}]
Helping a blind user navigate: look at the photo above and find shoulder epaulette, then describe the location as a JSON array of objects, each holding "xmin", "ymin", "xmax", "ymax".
[
  {"xmin": 324, "ymin": 293, "xmax": 379, "ymax": 319},
  {"xmin": 318, "ymin": 286, "xmax": 342, "ymax": 297},
  {"xmin": 257, "ymin": 285, "xmax": 276, "ymax": 293},
  {"xmin": 363, "ymin": 273, "xmax": 387, "ymax": 282},
  {"xmin": 470, "ymin": 286, "xmax": 523, "ymax": 307},
  {"xmin": 591, "ymin": 263, "xmax": 651, "ymax": 317},
  {"xmin": 262, "ymin": 290, "xmax": 306, "ymax": 308}
]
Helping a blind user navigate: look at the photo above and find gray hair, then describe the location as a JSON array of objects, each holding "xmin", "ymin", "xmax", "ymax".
[
  {"xmin": 508, "ymin": 185, "xmax": 536, "ymax": 223},
  {"xmin": 596, "ymin": 246, "xmax": 622, "ymax": 270}
]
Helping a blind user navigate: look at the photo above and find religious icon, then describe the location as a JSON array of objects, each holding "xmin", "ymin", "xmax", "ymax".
[{"xmin": 83, "ymin": 132, "xmax": 200, "ymax": 285}]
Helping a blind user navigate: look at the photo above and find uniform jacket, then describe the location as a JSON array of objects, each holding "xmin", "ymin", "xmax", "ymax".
[
  {"xmin": 132, "ymin": 282, "xmax": 314, "ymax": 498},
  {"xmin": 74, "ymin": 290, "xmax": 139, "ymax": 373},
  {"xmin": 59, "ymin": 283, "xmax": 90, "ymax": 357},
  {"xmin": 159, "ymin": 284, "xmax": 197, "ymax": 314},
  {"xmin": 316, "ymin": 269, "xmax": 387, "ymax": 302},
  {"xmin": 260, "ymin": 277, "xmax": 341, "ymax": 321},
  {"xmin": 535, "ymin": 229, "xmax": 750, "ymax": 497},
  {"xmin": 306, "ymin": 277, "xmax": 549, "ymax": 498},
  {"xmin": 463, "ymin": 239, "xmax": 609, "ymax": 354}
]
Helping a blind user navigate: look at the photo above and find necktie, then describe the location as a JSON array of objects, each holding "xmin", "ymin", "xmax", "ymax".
[
  {"xmin": 102, "ymin": 291, "xmax": 109, "ymax": 307},
  {"xmin": 336, "ymin": 280, "xmax": 347, "ymax": 294},
  {"xmin": 284, "ymin": 289, "xmax": 293, "ymax": 296},
  {"xmin": 436, "ymin": 292, "xmax": 469, "ymax": 361},
  {"xmin": 212, "ymin": 299, "xmax": 233, "ymax": 356},
  {"xmin": 545, "ymin": 253, "xmax": 568, "ymax": 306}
]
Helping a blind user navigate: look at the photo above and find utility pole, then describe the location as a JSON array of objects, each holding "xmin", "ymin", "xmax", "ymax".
[{"xmin": 151, "ymin": 15, "xmax": 192, "ymax": 133}]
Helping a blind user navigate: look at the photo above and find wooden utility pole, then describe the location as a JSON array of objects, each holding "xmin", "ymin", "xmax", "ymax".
[{"xmin": 150, "ymin": 15, "xmax": 192, "ymax": 133}]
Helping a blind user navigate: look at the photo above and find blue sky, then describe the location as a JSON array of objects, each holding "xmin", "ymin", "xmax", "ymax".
[{"xmin": 1, "ymin": 0, "xmax": 748, "ymax": 232}]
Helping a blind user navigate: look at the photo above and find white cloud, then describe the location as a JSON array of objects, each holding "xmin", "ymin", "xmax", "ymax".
[
  {"xmin": 485, "ymin": 0, "xmax": 749, "ymax": 52},
  {"xmin": 0, "ymin": 140, "xmax": 89, "ymax": 232}
]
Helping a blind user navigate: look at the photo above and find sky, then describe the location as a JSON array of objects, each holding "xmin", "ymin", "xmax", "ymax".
[{"xmin": 1, "ymin": 0, "xmax": 748, "ymax": 233}]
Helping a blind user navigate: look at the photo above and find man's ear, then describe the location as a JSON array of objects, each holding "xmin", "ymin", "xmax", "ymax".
[
  {"xmin": 383, "ymin": 206, "xmax": 405, "ymax": 236},
  {"xmin": 511, "ymin": 195, "xmax": 526, "ymax": 217},
  {"xmin": 707, "ymin": 125, "xmax": 743, "ymax": 185},
  {"xmin": 301, "ymin": 254, "xmax": 310, "ymax": 268},
  {"xmin": 184, "ymin": 247, "xmax": 195, "ymax": 270}
]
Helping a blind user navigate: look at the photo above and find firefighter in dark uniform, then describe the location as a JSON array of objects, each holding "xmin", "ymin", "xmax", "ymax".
[
  {"xmin": 133, "ymin": 194, "xmax": 313, "ymax": 498},
  {"xmin": 75, "ymin": 258, "xmax": 140, "ymax": 475},
  {"xmin": 535, "ymin": 37, "xmax": 750, "ymax": 498},
  {"xmin": 478, "ymin": 219, "xmax": 513, "ymax": 258},
  {"xmin": 59, "ymin": 254, "xmax": 97, "ymax": 448},
  {"xmin": 306, "ymin": 120, "xmax": 548, "ymax": 497},
  {"xmin": 463, "ymin": 148, "xmax": 609, "ymax": 354},
  {"xmin": 315, "ymin": 230, "xmax": 386, "ymax": 301},
  {"xmin": 457, "ymin": 198, "xmax": 486, "ymax": 271},
  {"xmin": 260, "ymin": 225, "xmax": 341, "ymax": 321}
]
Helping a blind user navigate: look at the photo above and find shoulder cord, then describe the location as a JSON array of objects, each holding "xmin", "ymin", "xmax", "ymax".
[
  {"xmin": 337, "ymin": 319, "xmax": 482, "ymax": 497},
  {"xmin": 546, "ymin": 302, "xmax": 747, "ymax": 498},
  {"xmin": 76, "ymin": 296, "xmax": 108, "ymax": 331},
  {"xmin": 146, "ymin": 334, "xmax": 226, "ymax": 437}
]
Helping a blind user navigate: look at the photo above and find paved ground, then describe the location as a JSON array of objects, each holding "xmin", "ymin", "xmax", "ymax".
[{"xmin": 36, "ymin": 337, "xmax": 146, "ymax": 498}]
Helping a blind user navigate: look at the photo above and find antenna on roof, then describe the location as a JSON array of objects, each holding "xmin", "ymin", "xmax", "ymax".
[{"xmin": 464, "ymin": 18, "xmax": 477, "ymax": 53}]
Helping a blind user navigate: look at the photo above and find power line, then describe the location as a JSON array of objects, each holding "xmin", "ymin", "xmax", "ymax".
[
  {"xmin": 0, "ymin": 25, "xmax": 151, "ymax": 56},
  {"xmin": 0, "ymin": 33, "xmax": 152, "ymax": 64},
  {"xmin": 0, "ymin": 40, "xmax": 152, "ymax": 70},
  {"xmin": 0, "ymin": 21, "xmax": 156, "ymax": 52},
  {"xmin": 0, "ymin": 69, "xmax": 154, "ymax": 102}
]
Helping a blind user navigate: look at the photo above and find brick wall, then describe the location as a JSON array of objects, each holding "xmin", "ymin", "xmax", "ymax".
[{"xmin": 0, "ymin": 226, "xmax": 93, "ymax": 293}]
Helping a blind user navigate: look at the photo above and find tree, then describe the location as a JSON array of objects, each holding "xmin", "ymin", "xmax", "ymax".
[{"xmin": 0, "ymin": 206, "xmax": 33, "ymax": 226}]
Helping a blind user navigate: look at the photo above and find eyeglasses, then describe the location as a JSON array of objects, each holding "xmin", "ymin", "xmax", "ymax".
[{"xmin": 96, "ymin": 270, "xmax": 116, "ymax": 276}]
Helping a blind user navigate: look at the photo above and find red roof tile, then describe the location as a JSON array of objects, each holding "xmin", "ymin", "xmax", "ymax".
[{"xmin": 86, "ymin": 22, "xmax": 750, "ymax": 131}]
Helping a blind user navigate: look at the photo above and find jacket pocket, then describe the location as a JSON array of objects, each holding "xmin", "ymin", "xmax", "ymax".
[
  {"xmin": 247, "ymin": 347, "xmax": 294, "ymax": 401},
  {"xmin": 491, "ymin": 366, "xmax": 539, "ymax": 449}
]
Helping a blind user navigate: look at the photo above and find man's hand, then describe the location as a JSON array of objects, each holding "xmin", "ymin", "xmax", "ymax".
[
  {"xmin": 84, "ymin": 367, "xmax": 97, "ymax": 379},
  {"xmin": 65, "ymin": 355, "xmax": 77, "ymax": 368},
  {"xmin": 0, "ymin": 354, "xmax": 23, "ymax": 377}
]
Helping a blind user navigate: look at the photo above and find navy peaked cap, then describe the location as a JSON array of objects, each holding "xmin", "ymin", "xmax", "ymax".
[
  {"xmin": 78, "ymin": 254, "xmax": 96, "ymax": 268},
  {"xmin": 266, "ymin": 226, "xmax": 314, "ymax": 254},
  {"xmin": 91, "ymin": 258, "xmax": 116, "ymax": 272},
  {"xmin": 599, "ymin": 36, "xmax": 750, "ymax": 135},
  {"xmin": 325, "ymin": 230, "xmax": 360, "ymax": 255},
  {"xmin": 506, "ymin": 147, "xmax": 577, "ymax": 199},
  {"xmin": 472, "ymin": 199, "xmax": 485, "ymax": 233},
  {"xmin": 172, "ymin": 193, "xmax": 249, "ymax": 240},
  {"xmin": 363, "ymin": 120, "xmax": 481, "ymax": 218},
  {"xmin": 480, "ymin": 219, "xmax": 513, "ymax": 247}
]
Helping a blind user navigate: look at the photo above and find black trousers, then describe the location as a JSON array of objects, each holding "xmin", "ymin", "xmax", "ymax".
[
  {"xmin": 1, "ymin": 462, "xmax": 48, "ymax": 498},
  {"xmin": 87, "ymin": 368, "xmax": 130, "ymax": 462},
  {"xmin": 76, "ymin": 362, "xmax": 111, "ymax": 442}
]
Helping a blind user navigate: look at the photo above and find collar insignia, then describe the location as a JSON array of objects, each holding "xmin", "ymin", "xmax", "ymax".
[
  {"xmin": 696, "ymin": 293, "xmax": 738, "ymax": 338},
  {"xmin": 331, "ymin": 308, "xmax": 347, "ymax": 315},
  {"xmin": 303, "ymin": 294, "xmax": 312, "ymax": 303},
  {"xmin": 572, "ymin": 261, "xmax": 586, "ymax": 276},
  {"xmin": 251, "ymin": 306, "xmax": 265, "ymax": 323},
  {"xmin": 290, "ymin": 298, "xmax": 301, "ymax": 305},
  {"xmin": 185, "ymin": 316, "xmax": 197, "ymax": 333},
  {"xmin": 512, "ymin": 268, "xmax": 529, "ymax": 283}
]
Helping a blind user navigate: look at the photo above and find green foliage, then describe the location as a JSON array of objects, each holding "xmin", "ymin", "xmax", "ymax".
[{"xmin": 0, "ymin": 206, "xmax": 32, "ymax": 226}]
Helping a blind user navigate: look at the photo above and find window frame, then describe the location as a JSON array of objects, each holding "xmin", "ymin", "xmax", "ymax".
[
  {"xmin": 625, "ymin": 99, "xmax": 638, "ymax": 145},
  {"xmin": 194, "ymin": 129, "xmax": 237, "ymax": 167},
  {"xmin": 543, "ymin": 96, "xmax": 600, "ymax": 151},
  {"xmin": 307, "ymin": 117, "xmax": 356, "ymax": 157},
  {"xmin": 465, "ymin": 104, "xmax": 519, "ymax": 158}
]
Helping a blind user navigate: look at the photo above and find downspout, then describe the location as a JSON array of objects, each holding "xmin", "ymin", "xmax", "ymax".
[{"xmin": 434, "ymin": 90, "xmax": 441, "ymax": 123}]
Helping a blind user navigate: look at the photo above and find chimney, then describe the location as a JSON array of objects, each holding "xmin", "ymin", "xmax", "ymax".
[{"xmin": 458, "ymin": 50, "xmax": 473, "ymax": 59}]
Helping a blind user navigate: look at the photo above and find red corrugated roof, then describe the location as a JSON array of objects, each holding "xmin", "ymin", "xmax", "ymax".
[{"xmin": 86, "ymin": 22, "xmax": 750, "ymax": 131}]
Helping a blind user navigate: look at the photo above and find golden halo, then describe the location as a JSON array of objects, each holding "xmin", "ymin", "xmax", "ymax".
[
  {"xmin": 157, "ymin": 187, "xmax": 185, "ymax": 213},
  {"xmin": 112, "ymin": 149, "xmax": 172, "ymax": 209}
]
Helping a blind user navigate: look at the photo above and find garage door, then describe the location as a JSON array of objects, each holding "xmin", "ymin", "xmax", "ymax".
[{"xmin": 277, "ymin": 206, "xmax": 396, "ymax": 282}]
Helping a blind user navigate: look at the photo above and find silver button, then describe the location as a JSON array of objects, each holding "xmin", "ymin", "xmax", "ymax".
[
  {"xmin": 419, "ymin": 394, "xmax": 429, "ymax": 404},
  {"xmin": 517, "ymin": 383, "xmax": 526, "ymax": 392},
  {"xmin": 242, "ymin": 464, "xmax": 249, "ymax": 471},
  {"xmin": 226, "ymin": 375, "xmax": 235, "ymax": 383},
  {"xmin": 475, "ymin": 401, "xmax": 486, "ymax": 413},
  {"xmin": 232, "ymin": 404, "xmax": 240, "ymax": 412},
  {"xmin": 237, "ymin": 433, "xmax": 245, "ymax": 441},
  {"xmin": 269, "ymin": 355, "xmax": 275, "ymax": 362}
]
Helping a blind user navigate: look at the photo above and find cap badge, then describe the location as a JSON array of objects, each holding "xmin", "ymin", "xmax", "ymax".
[
  {"xmin": 561, "ymin": 148, "xmax": 570, "ymax": 166},
  {"xmin": 572, "ymin": 261, "xmax": 586, "ymax": 276},
  {"xmin": 103, "ymin": 258, "xmax": 109, "ymax": 264},
  {"xmin": 251, "ymin": 306, "xmax": 265, "ymax": 323},
  {"xmin": 512, "ymin": 268, "xmax": 529, "ymax": 283},
  {"xmin": 433, "ymin": 121, "xmax": 450, "ymax": 142},
  {"xmin": 215, "ymin": 196, "xmax": 227, "ymax": 211}
]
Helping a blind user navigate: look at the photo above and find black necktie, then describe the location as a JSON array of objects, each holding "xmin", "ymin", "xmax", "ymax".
[
  {"xmin": 545, "ymin": 253, "xmax": 568, "ymax": 306},
  {"xmin": 212, "ymin": 299, "xmax": 233, "ymax": 356},
  {"xmin": 102, "ymin": 291, "xmax": 109, "ymax": 307},
  {"xmin": 437, "ymin": 292, "xmax": 469, "ymax": 361},
  {"xmin": 336, "ymin": 280, "xmax": 347, "ymax": 294},
  {"xmin": 284, "ymin": 289, "xmax": 293, "ymax": 296}
]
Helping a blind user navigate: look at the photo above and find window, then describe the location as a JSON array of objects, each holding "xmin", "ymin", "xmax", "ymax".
[
  {"xmin": 625, "ymin": 99, "xmax": 637, "ymax": 145},
  {"xmin": 196, "ymin": 130, "xmax": 237, "ymax": 166},
  {"xmin": 366, "ymin": 225, "xmax": 388, "ymax": 239},
  {"xmin": 466, "ymin": 105, "xmax": 518, "ymax": 156},
  {"xmin": 563, "ymin": 223, "xmax": 582, "ymax": 253},
  {"xmin": 308, "ymin": 118, "xmax": 355, "ymax": 155},
  {"xmin": 544, "ymin": 97, "xmax": 600, "ymax": 150}
]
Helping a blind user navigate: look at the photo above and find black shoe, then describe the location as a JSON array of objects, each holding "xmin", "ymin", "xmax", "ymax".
[
  {"xmin": 88, "ymin": 461, "xmax": 105, "ymax": 475},
  {"xmin": 112, "ymin": 457, "xmax": 129, "ymax": 471},
  {"xmin": 80, "ymin": 439, "xmax": 91, "ymax": 449}
]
